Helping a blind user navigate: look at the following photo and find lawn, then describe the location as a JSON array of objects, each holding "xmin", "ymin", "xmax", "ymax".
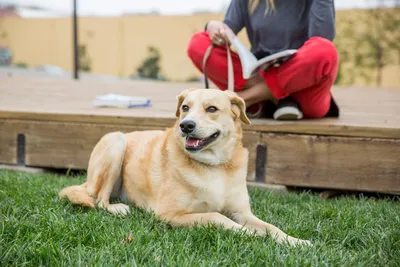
[{"xmin": 1, "ymin": 169, "xmax": 399, "ymax": 266}]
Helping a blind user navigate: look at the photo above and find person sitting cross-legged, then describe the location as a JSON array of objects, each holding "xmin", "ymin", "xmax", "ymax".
[{"xmin": 187, "ymin": 0, "xmax": 340, "ymax": 120}]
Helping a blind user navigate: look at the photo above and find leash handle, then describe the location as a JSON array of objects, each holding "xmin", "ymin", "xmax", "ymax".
[{"xmin": 202, "ymin": 42, "xmax": 234, "ymax": 92}]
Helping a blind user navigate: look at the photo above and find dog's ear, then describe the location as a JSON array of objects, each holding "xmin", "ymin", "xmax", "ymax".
[
  {"xmin": 175, "ymin": 88, "xmax": 198, "ymax": 117},
  {"xmin": 225, "ymin": 91, "xmax": 251, "ymax": 125}
]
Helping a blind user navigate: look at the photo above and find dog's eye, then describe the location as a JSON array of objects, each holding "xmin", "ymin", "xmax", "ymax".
[
  {"xmin": 206, "ymin": 106, "xmax": 218, "ymax": 113},
  {"xmin": 182, "ymin": 105, "xmax": 189, "ymax": 112}
]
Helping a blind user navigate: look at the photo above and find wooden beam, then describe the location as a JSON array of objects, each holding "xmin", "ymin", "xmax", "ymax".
[
  {"xmin": 0, "ymin": 119, "xmax": 260, "ymax": 181},
  {"xmin": 0, "ymin": 120, "xmax": 164, "ymax": 169},
  {"xmin": 0, "ymin": 121, "xmax": 18, "ymax": 165},
  {"xmin": 262, "ymin": 133, "xmax": 400, "ymax": 193},
  {"xmin": 241, "ymin": 131, "xmax": 261, "ymax": 181},
  {"xmin": 1, "ymin": 78, "xmax": 399, "ymax": 140},
  {"xmin": 2, "ymin": 111, "xmax": 399, "ymax": 140}
]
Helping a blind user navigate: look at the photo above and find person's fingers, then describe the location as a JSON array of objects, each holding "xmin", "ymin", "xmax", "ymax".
[
  {"xmin": 210, "ymin": 30, "xmax": 221, "ymax": 39},
  {"xmin": 217, "ymin": 31, "xmax": 229, "ymax": 44},
  {"xmin": 212, "ymin": 38, "xmax": 224, "ymax": 45},
  {"xmin": 211, "ymin": 33, "xmax": 225, "ymax": 45},
  {"xmin": 217, "ymin": 30, "xmax": 230, "ymax": 45},
  {"xmin": 220, "ymin": 27, "xmax": 233, "ymax": 44},
  {"xmin": 211, "ymin": 36, "xmax": 222, "ymax": 45},
  {"xmin": 207, "ymin": 23, "xmax": 228, "ymax": 46},
  {"xmin": 215, "ymin": 30, "xmax": 224, "ymax": 36},
  {"xmin": 222, "ymin": 35, "xmax": 230, "ymax": 45}
]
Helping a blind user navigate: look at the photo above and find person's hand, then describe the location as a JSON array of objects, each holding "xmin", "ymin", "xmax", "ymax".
[
  {"xmin": 221, "ymin": 25, "xmax": 235, "ymax": 44},
  {"xmin": 206, "ymin": 21, "xmax": 235, "ymax": 46}
]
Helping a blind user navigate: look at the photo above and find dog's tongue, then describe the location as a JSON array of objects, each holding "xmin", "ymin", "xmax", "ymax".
[{"xmin": 186, "ymin": 137, "xmax": 204, "ymax": 147}]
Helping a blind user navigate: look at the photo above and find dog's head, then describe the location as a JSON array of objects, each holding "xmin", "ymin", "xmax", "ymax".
[{"xmin": 174, "ymin": 88, "xmax": 250, "ymax": 165}]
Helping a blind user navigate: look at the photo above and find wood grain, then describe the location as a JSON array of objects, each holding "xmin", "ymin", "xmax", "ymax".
[
  {"xmin": 0, "ymin": 120, "xmax": 165, "ymax": 169},
  {"xmin": 262, "ymin": 133, "xmax": 400, "ymax": 193},
  {"xmin": 1, "ymin": 77, "xmax": 399, "ymax": 139},
  {"xmin": 0, "ymin": 119, "xmax": 260, "ymax": 181},
  {"xmin": 1, "ymin": 77, "xmax": 400, "ymax": 192},
  {"xmin": 241, "ymin": 131, "xmax": 261, "ymax": 181},
  {"xmin": 0, "ymin": 120, "xmax": 18, "ymax": 165}
]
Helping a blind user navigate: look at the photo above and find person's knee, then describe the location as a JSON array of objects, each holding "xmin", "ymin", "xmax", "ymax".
[
  {"xmin": 309, "ymin": 37, "xmax": 338, "ymax": 59},
  {"xmin": 308, "ymin": 37, "xmax": 338, "ymax": 76},
  {"xmin": 187, "ymin": 31, "xmax": 211, "ymax": 61}
]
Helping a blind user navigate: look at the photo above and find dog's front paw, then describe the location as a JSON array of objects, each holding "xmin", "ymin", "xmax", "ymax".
[{"xmin": 107, "ymin": 203, "xmax": 130, "ymax": 216}]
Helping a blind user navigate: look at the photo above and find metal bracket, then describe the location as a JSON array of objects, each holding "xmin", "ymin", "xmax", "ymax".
[
  {"xmin": 255, "ymin": 144, "xmax": 267, "ymax": 183},
  {"xmin": 17, "ymin": 134, "xmax": 26, "ymax": 165}
]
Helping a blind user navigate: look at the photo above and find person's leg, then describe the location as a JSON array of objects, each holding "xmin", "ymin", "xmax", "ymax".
[
  {"xmin": 187, "ymin": 31, "xmax": 246, "ymax": 91},
  {"xmin": 290, "ymin": 73, "xmax": 336, "ymax": 118},
  {"xmin": 187, "ymin": 31, "xmax": 275, "ymax": 118},
  {"xmin": 235, "ymin": 74, "xmax": 275, "ymax": 107},
  {"xmin": 262, "ymin": 36, "xmax": 339, "ymax": 119}
]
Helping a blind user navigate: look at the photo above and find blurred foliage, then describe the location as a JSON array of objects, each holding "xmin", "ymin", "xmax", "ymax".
[
  {"xmin": 14, "ymin": 62, "xmax": 27, "ymax": 68},
  {"xmin": 334, "ymin": 3, "xmax": 400, "ymax": 86},
  {"xmin": 78, "ymin": 44, "xmax": 92, "ymax": 72},
  {"xmin": 135, "ymin": 46, "xmax": 166, "ymax": 80}
]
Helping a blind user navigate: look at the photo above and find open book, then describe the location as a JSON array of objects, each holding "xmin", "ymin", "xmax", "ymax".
[{"xmin": 224, "ymin": 31, "xmax": 297, "ymax": 79}]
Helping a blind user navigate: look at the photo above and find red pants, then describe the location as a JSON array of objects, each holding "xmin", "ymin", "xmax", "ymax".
[{"xmin": 187, "ymin": 31, "xmax": 339, "ymax": 118}]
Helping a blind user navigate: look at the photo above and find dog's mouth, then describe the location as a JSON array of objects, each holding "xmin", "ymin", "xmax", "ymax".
[{"xmin": 185, "ymin": 131, "xmax": 220, "ymax": 151}]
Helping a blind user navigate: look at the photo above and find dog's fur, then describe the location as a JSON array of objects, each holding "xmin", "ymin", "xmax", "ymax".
[{"xmin": 59, "ymin": 88, "xmax": 310, "ymax": 246}]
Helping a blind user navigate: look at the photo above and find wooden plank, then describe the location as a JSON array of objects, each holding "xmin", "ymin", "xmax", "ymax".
[
  {"xmin": 241, "ymin": 131, "xmax": 261, "ymax": 181},
  {"xmin": 0, "ymin": 120, "xmax": 17, "ymax": 165},
  {"xmin": 1, "ymin": 111, "xmax": 399, "ymax": 139},
  {"xmin": 0, "ymin": 119, "xmax": 259, "ymax": 181},
  {"xmin": 262, "ymin": 133, "xmax": 400, "ymax": 193},
  {"xmin": 1, "ymin": 77, "xmax": 400, "ymax": 139},
  {"xmin": 0, "ymin": 120, "xmax": 165, "ymax": 169},
  {"xmin": 0, "ymin": 111, "xmax": 175, "ymax": 128},
  {"xmin": 248, "ymin": 119, "xmax": 400, "ymax": 139}
]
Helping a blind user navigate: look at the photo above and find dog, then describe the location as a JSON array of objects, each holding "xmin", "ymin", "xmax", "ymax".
[{"xmin": 59, "ymin": 88, "xmax": 311, "ymax": 246}]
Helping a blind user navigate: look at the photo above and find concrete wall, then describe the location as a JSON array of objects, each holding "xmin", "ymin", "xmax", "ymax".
[
  {"xmin": 0, "ymin": 14, "xmax": 235, "ymax": 81},
  {"xmin": 0, "ymin": 11, "xmax": 399, "ymax": 87}
]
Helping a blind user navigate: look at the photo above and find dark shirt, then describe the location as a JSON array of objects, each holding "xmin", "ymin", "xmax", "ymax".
[{"xmin": 223, "ymin": 0, "xmax": 336, "ymax": 58}]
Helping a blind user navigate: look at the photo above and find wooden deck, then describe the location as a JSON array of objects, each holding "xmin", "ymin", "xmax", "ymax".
[{"xmin": 1, "ymin": 77, "xmax": 399, "ymax": 194}]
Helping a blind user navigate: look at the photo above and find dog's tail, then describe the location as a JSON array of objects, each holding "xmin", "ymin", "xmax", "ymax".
[{"xmin": 59, "ymin": 182, "xmax": 95, "ymax": 208}]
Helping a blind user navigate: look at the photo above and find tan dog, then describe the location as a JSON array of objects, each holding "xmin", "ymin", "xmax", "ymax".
[{"xmin": 59, "ymin": 88, "xmax": 310, "ymax": 246}]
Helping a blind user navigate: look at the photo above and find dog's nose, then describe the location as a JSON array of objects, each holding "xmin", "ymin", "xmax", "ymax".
[{"xmin": 180, "ymin": 120, "xmax": 196, "ymax": 134}]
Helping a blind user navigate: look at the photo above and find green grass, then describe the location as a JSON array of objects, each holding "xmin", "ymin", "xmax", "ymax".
[{"xmin": 1, "ymin": 170, "xmax": 399, "ymax": 266}]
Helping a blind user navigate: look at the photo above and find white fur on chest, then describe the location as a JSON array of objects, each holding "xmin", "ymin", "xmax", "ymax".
[{"xmin": 182, "ymin": 170, "xmax": 226, "ymax": 213}]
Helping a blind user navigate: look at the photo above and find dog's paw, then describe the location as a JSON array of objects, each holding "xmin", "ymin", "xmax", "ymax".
[{"xmin": 107, "ymin": 203, "xmax": 130, "ymax": 216}]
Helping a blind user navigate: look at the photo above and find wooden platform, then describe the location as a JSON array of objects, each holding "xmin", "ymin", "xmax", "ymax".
[{"xmin": 1, "ymin": 77, "xmax": 399, "ymax": 194}]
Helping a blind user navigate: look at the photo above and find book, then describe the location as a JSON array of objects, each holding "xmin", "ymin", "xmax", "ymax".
[
  {"xmin": 93, "ymin": 94, "xmax": 151, "ymax": 108},
  {"xmin": 224, "ymin": 31, "xmax": 297, "ymax": 79}
]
